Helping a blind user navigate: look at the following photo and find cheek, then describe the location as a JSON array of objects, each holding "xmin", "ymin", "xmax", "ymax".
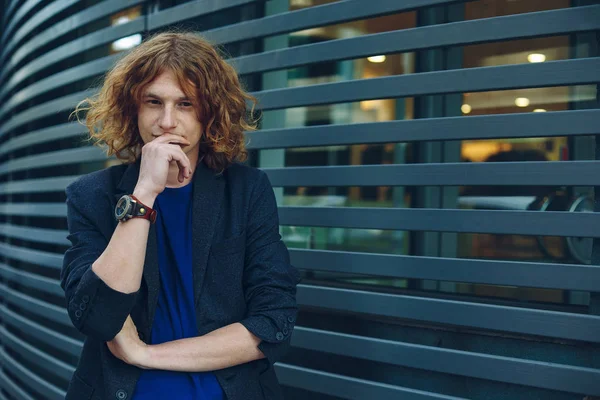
[
  {"xmin": 183, "ymin": 117, "xmax": 203, "ymax": 137},
  {"xmin": 136, "ymin": 113, "xmax": 154, "ymax": 141},
  {"xmin": 137, "ymin": 110, "xmax": 155, "ymax": 129}
]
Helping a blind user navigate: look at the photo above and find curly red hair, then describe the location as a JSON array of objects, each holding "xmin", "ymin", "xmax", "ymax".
[{"xmin": 73, "ymin": 31, "xmax": 257, "ymax": 172}]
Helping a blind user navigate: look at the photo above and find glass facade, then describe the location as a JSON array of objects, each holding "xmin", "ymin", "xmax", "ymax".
[
  {"xmin": 247, "ymin": 0, "xmax": 597, "ymax": 310},
  {"xmin": 257, "ymin": 8, "xmax": 416, "ymax": 261}
]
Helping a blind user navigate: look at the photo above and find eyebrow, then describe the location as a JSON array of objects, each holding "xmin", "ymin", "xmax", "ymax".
[{"xmin": 144, "ymin": 92, "xmax": 191, "ymax": 102}]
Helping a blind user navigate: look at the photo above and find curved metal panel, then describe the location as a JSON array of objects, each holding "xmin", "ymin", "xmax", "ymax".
[
  {"xmin": 253, "ymin": 58, "xmax": 600, "ymax": 111},
  {"xmin": 0, "ymin": 263, "xmax": 63, "ymax": 296},
  {"xmin": 0, "ymin": 203, "xmax": 67, "ymax": 218},
  {"xmin": 279, "ymin": 207, "xmax": 600, "ymax": 237},
  {"xmin": 1, "ymin": 19, "xmax": 144, "ymax": 100},
  {"xmin": 231, "ymin": 6, "xmax": 600, "ymax": 75},
  {"xmin": 289, "ymin": 249, "xmax": 600, "ymax": 291},
  {"xmin": 0, "ymin": 176, "xmax": 79, "ymax": 195},
  {"xmin": 148, "ymin": 0, "xmax": 260, "ymax": 30},
  {"xmin": 0, "ymin": 223, "xmax": 69, "ymax": 245},
  {"xmin": 291, "ymin": 327, "xmax": 600, "ymax": 395},
  {"xmin": 0, "ymin": 326, "xmax": 75, "ymax": 381},
  {"xmin": 0, "ymin": 242, "xmax": 64, "ymax": 268},
  {"xmin": 275, "ymin": 363, "xmax": 467, "ymax": 400},
  {"xmin": 0, "ymin": 283, "xmax": 70, "ymax": 325},
  {"xmin": 0, "ymin": 305, "xmax": 83, "ymax": 356},
  {"xmin": 0, "ymin": 349, "xmax": 65, "ymax": 400},
  {"xmin": 0, "ymin": 146, "xmax": 106, "ymax": 176},
  {"xmin": 1, "ymin": 1, "xmax": 598, "ymax": 399},
  {"xmin": 0, "ymin": 0, "xmax": 43, "ymax": 47},
  {"xmin": 0, "ymin": 0, "xmax": 145, "ymax": 84},
  {"xmin": 203, "ymin": 0, "xmax": 462, "ymax": 45},
  {"xmin": 0, "ymin": 123, "xmax": 86, "ymax": 157},
  {"xmin": 297, "ymin": 284, "xmax": 600, "ymax": 342},
  {"xmin": 246, "ymin": 110, "xmax": 600, "ymax": 149},
  {"xmin": 0, "ymin": 89, "xmax": 95, "ymax": 136},
  {"xmin": 0, "ymin": 55, "xmax": 119, "ymax": 118},
  {"xmin": 1, "ymin": 0, "xmax": 79, "ymax": 65},
  {"xmin": 0, "ymin": 369, "xmax": 36, "ymax": 400},
  {"xmin": 264, "ymin": 161, "xmax": 600, "ymax": 187},
  {"xmin": 2, "ymin": 0, "xmax": 25, "ymax": 27}
]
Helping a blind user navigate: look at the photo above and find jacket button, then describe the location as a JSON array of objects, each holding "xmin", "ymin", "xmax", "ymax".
[
  {"xmin": 75, "ymin": 310, "xmax": 82, "ymax": 318},
  {"xmin": 82, "ymin": 295, "xmax": 90, "ymax": 303},
  {"xmin": 116, "ymin": 389, "xmax": 128, "ymax": 399},
  {"xmin": 79, "ymin": 303, "xmax": 87, "ymax": 310},
  {"xmin": 276, "ymin": 332, "xmax": 284, "ymax": 341},
  {"xmin": 287, "ymin": 316, "xmax": 294, "ymax": 323}
]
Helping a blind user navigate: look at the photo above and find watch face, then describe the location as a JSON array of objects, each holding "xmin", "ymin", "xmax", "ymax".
[{"xmin": 115, "ymin": 196, "xmax": 131, "ymax": 220}]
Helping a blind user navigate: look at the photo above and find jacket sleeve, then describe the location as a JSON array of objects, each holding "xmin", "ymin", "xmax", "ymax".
[
  {"xmin": 238, "ymin": 171, "xmax": 301, "ymax": 365},
  {"xmin": 60, "ymin": 182, "xmax": 138, "ymax": 342}
]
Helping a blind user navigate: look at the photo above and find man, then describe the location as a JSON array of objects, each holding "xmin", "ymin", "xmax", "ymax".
[{"xmin": 61, "ymin": 32, "xmax": 300, "ymax": 400}]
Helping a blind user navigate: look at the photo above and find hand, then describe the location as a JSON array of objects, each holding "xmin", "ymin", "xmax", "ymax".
[
  {"xmin": 106, "ymin": 315, "xmax": 150, "ymax": 369},
  {"xmin": 136, "ymin": 134, "xmax": 192, "ymax": 198}
]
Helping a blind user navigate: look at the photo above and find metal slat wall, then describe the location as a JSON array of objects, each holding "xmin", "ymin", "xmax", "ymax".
[{"xmin": 0, "ymin": 0, "xmax": 599, "ymax": 399}]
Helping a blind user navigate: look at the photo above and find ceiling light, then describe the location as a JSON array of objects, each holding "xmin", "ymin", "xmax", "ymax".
[
  {"xmin": 515, "ymin": 97, "xmax": 530, "ymax": 107},
  {"xmin": 367, "ymin": 55, "xmax": 386, "ymax": 63},
  {"xmin": 533, "ymin": 108, "xmax": 546, "ymax": 112},
  {"xmin": 527, "ymin": 53, "xmax": 546, "ymax": 63},
  {"xmin": 114, "ymin": 16, "xmax": 130, "ymax": 25},
  {"xmin": 291, "ymin": 0, "xmax": 312, "ymax": 6},
  {"xmin": 461, "ymin": 104, "xmax": 472, "ymax": 114},
  {"xmin": 111, "ymin": 34, "xmax": 142, "ymax": 51},
  {"xmin": 360, "ymin": 100, "xmax": 380, "ymax": 110}
]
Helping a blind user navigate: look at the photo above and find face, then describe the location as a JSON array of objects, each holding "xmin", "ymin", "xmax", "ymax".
[{"xmin": 137, "ymin": 69, "xmax": 202, "ymax": 162}]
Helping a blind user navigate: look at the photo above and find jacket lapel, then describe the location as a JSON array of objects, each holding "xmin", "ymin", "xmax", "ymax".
[
  {"xmin": 114, "ymin": 160, "xmax": 160, "ymax": 331},
  {"xmin": 191, "ymin": 161, "xmax": 225, "ymax": 308}
]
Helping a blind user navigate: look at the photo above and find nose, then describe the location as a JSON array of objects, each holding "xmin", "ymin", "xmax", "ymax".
[{"xmin": 158, "ymin": 106, "xmax": 177, "ymax": 130}]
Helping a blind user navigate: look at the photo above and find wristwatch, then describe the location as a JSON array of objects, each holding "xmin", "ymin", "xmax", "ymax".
[{"xmin": 114, "ymin": 194, "xmax": 157, "ymax": 223}]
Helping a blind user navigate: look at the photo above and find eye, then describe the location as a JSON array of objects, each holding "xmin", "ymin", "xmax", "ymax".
[
  {"xmin": 179, "ymin": 101, "xmax": 193, "ymax": 108},
  {"xmin": 147, "ymin": 99, "xmax": 161, "ymax": 105}
]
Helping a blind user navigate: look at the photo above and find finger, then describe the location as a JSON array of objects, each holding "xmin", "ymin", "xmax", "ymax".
[
  {"xmin": 175, "ymin": 159, "xmax": 185, "ymax": 183},
  {"xmin": 152, "ymin": 134, "xmax": 191, "ymax": 146},
  {"xmin": 173, "ymin": 145, "xmax": 192, "ymax": 177},
  {"xmin": 165, "ymin": 146, "xmax": 192, "ymax": 179},
  {"xmin": 169, "ymin": 146, "xmax": 191, "ymax": 177},
  {"xmin": 178, "ymin": 161, "xmax": 185, "ymax": 182}
]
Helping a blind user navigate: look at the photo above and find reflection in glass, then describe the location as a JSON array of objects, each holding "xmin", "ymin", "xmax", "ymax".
[{"xmin": 110, "ymin": 7, "xmax": 142, "ymax": 53}]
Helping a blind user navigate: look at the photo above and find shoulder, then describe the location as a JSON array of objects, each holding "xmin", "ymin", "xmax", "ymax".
[
  {"xmin": 223, "ymin": 162, "xmax": 270, "ymax": 192},
  {"xmin": 65, "ymin": 163, "xmax": 128, "ymax": 202},
  {"xmin": 222, "ymin": 163, "xmax": 279, "ymax": 217},
  {"xmin": 222, "ymin": 163, "xmax": 275, "ymax": 209},
  {"xmin": 224, "ymin": 162, "xmax": 265, "ymax": 181}
]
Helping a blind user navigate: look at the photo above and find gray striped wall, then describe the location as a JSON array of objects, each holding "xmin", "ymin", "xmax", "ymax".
[{"xmin": 0, "ymin": 1, "xmax": 599, "ymax": 399}]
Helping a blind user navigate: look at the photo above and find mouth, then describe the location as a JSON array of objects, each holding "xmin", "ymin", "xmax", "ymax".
[{"xmin": 152, "ymin": 134, "xmax": 187, "ymax": 148}]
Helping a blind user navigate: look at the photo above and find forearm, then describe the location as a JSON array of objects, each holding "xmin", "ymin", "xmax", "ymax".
[
  {"xmin": 91, "ymin": 187, "xmax": 156, "ymax": 294},
  {"xmin": 142, "ymin": 323, "xmax": 264, "ymax": 372}
]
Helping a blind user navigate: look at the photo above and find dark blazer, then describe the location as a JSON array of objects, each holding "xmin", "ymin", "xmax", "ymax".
[{"xmin": 60, "ymin": 159, "xmax": 300, "ymax": 400}]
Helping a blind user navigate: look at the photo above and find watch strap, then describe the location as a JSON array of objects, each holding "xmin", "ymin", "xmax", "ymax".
[{"xmin": 130, "ymin": 195, "xmax": 157, "ymax": 223}]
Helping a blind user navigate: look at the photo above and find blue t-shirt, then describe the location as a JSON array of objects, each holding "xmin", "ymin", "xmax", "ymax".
[{"xmin": 133, "ymin": 182, "xmax": 223, "ymax": 400}]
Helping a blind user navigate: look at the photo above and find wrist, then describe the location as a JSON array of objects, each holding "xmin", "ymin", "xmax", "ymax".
[
  {"xmin": 139, "ymin": 344, "xmax": 158, "ymax": 370},
  {"xmin": 132, "ymin": 186, "xmax": 157, "ymax": 208},
  {"xmin": 134, "ymin": 343, "xmax": 153, "ymax": 370}
]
